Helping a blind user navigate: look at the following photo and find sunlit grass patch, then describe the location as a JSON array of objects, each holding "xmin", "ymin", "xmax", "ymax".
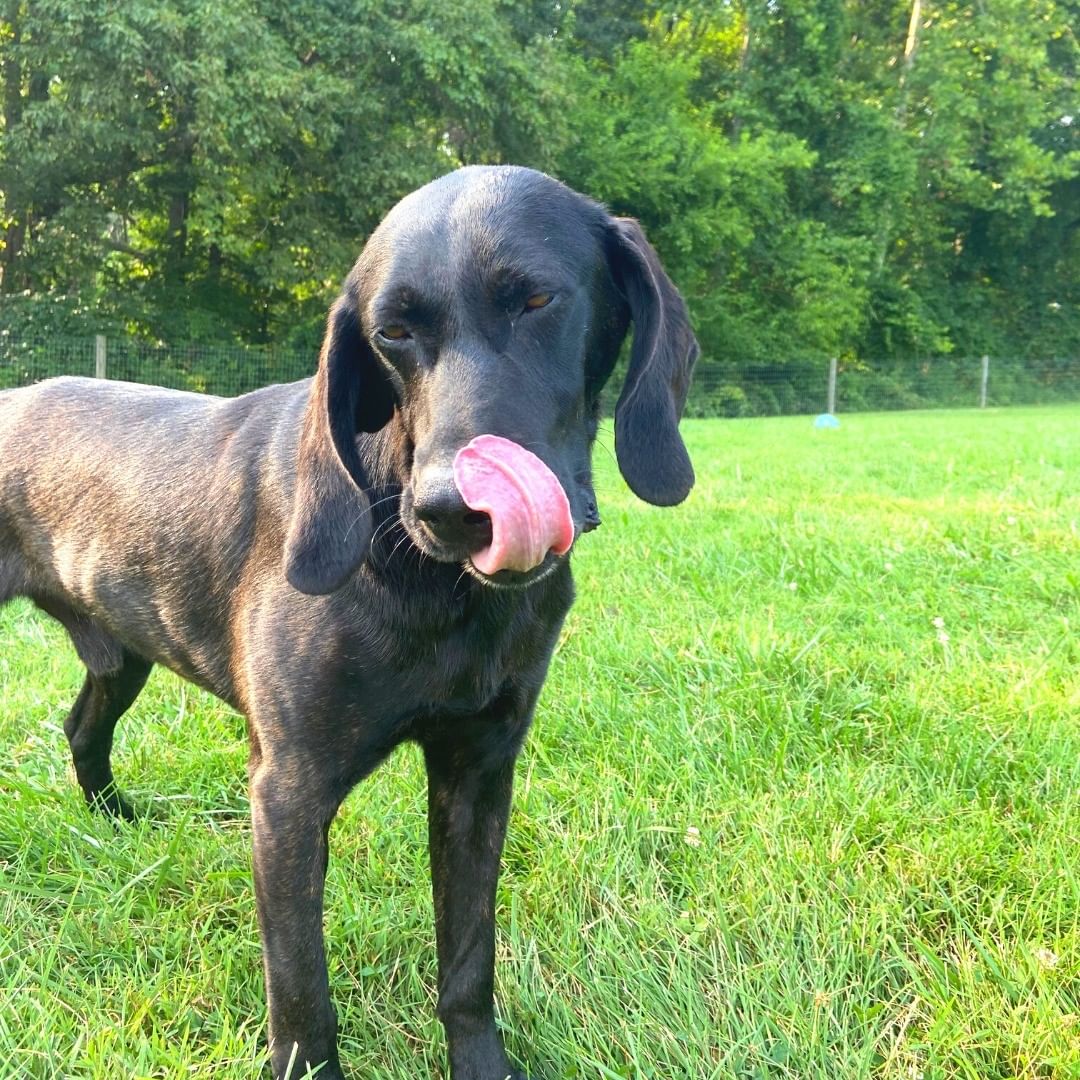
[{"xmin": 2, "ymin": 405, "xmax": 1078, "ymax": 1078}]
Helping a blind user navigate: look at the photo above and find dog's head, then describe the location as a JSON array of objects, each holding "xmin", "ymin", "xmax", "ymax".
[{"xmin": 284, "ymin": 166, "xmax": 697, "ymax": 594}]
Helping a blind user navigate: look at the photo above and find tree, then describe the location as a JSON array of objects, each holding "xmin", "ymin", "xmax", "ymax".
[
  {"xmin": 1, "ymin": 0, "xmax": 1076, "ymax": 405},
  {"xmin": 1, "ymin": 0, "xmax": 570, "ymax": 344}
]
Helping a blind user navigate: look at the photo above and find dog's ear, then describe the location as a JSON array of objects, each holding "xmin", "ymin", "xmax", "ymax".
[
  {"xmin": 284, "ymin": 293, "xmax": 396, "ymax": 594},
  {"xmin": 604, "ymin": 217, "xmax": 697, "ymax": 506}
]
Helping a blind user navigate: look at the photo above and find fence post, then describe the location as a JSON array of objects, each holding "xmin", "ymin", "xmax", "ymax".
[
  {"xmin": 826, "ymin": 356, "xmax": 838, "ymax": 414},
  {"xmin": 95, "ymin": 335, "xmax": 107, "ymax": 379},
  {"xmin": 979, "ymin": 355, "xmax": 989, "ymax": 408}
]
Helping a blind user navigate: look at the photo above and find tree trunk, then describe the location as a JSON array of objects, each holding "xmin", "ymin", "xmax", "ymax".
[
  {"xmin": 730, "ymin": 6, "xmax": 753, "ymax": 141},
  {"xmin": 163, "ymin": 114, "xmax": 196, "ymax": 287},
  {"xmin": 899, "ymin": 0, "xmax": 922, "ymax": 94},
  {"xmin": 874, "ymin": 0, "xmax": 922, "ymax": 274}
]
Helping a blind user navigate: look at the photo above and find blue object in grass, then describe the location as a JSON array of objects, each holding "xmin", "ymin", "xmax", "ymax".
[{"xmin": 814, "ymin": 413, "xmax": 840, "ymax": 429}]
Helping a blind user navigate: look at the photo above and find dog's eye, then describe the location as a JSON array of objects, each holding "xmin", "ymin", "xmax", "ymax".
[
  {"xmin": 523, "ymin": 292, "xmax": 553, "ymax": 312},
  {"xmin": 378, "ymin": 324, "xmax": 410, "ymax": 341}
]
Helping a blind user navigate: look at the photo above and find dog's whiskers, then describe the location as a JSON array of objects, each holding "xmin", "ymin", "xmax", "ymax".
[
  {"xmin": 386, "ymin": 529, "xmax": 414, "ymax": 569},
  {"xmin": 368, "ymin": 511, "xmax": 403, "ymax": 556},
  {"xmin": 345, "ymin": 493, "xmax": 399, "ymax": 544}
]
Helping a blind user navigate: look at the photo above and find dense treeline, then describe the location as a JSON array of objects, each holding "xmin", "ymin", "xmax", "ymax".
[{"xmin": 1, "ymin": 1, "xmax": 1077, "ymax": 408}]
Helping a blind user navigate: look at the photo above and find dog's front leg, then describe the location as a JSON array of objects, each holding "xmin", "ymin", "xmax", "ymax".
[
  {"xmin": 249, "ymin": 760, "xmax": 345, "ymax": 1080},
  {"xmin": 422, "ymin": 713, "xmax": 531, "ymax": 1080}
]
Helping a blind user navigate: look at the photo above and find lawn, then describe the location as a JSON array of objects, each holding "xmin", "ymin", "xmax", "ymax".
[{"xmin": 1, "ymin": 406, "xmax": 1078, "ymax": 1079}]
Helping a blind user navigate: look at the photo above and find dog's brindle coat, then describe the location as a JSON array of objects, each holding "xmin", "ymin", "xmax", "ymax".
[{"xmin": 0, "ymin": 167, "xmax": 696, "ymax": 1079}]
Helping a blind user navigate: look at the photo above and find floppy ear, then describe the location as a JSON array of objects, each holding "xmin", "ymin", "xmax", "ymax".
[
  {"xmin": 604, "ymin": 217, "xmax": 698, "ymax": 506},
  {"xmin": 284, "ymin": 293, "xmax": 397, "ymax": 595}
]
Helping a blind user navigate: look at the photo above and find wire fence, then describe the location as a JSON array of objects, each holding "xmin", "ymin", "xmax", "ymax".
[
  {"xmin": 1, "ymin": 335, "xmax": 1077, "ymax": 417},
  {"xmin": 0, "ymin": 336, "xmax": 315, "ymax": 399}
]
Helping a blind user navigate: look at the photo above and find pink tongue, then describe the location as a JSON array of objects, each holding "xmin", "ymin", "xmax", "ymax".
[{"xmin": 453, "ymin": 435, "xmax": 574, "ymax": 575}]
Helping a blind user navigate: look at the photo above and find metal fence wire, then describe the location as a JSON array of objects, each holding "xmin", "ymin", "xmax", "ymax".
[
  {"xmin": 0, "ymin": 337, "xmax": 316, "ymax": 399},
  {"xmin": 1, "ymin": 335, "xmax": 1077, "ymax": 417}
]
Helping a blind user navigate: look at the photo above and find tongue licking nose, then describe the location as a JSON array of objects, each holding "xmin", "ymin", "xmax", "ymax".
[{"xmin": 452, "ymin": 435, "xmax": 575, "ymax": 576}]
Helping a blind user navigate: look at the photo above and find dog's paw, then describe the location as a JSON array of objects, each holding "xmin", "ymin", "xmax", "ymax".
[
  {"xmin": 87, "ymin": 785, "xmax": 136, "ymax": 822},
  {"xmin": 448, "ymin": 1055, "xmax": 530, "ymax": 1080}
]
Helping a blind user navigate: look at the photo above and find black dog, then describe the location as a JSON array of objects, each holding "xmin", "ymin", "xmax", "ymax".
[{"xmin": 0, "ymin": 166, "xmax": 696, "ymax": 1079}]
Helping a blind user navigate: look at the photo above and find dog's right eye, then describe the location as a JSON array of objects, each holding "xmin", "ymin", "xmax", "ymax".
[
  {"xmin": 523, "ymin": 292, "xmax": 553, "ymax": 311},
  {"xmin": 378, "ymin": 324, "xmax": 411, "ymax": 342}
]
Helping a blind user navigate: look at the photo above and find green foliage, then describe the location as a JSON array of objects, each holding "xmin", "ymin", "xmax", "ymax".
[
  {"xmin": 1, "ymin": 0, "xmax": 567, "ymax": 344},
  {"xmin": 1, "ymin": 0, "xmax": 1077, "ymax": 399}
]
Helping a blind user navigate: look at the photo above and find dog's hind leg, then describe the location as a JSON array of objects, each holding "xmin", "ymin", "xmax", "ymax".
[
  {"xmin": 63, "ymin": 649, "xmax": 152, "ymax": 820},
  {"xmin": 31, "ymin": 596, "xmax": 153, "ymax": 820}
]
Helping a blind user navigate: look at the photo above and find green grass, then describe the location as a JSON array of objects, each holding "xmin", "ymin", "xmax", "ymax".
[{"xmin": 2, "ymin": 406, "xmax": 1079, "ymax": 1079}]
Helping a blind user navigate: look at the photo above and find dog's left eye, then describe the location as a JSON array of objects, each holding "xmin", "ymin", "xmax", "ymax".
[{"xmin": 523, "ymin": 293, "xmax": 553, "ymax": 312}]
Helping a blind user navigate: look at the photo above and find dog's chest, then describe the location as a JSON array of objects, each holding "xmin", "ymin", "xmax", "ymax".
[
  {"xmin": 376, "ymin": 602, "xmax": 545, "ymax": 716},
  {"xmin": 346, "ymin": 572, "xmax": 570, "ymax": 723}
]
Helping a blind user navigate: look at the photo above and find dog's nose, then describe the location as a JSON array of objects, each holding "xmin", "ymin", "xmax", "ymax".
[{"xmin": 412, "ymin": 476, "xmax": 493, "ymax": 552}]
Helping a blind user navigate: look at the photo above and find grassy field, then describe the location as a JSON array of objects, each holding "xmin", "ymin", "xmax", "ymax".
[{"xmin": 1, "ymin": 406, "xmax": 1078, "ymax": 1079}]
